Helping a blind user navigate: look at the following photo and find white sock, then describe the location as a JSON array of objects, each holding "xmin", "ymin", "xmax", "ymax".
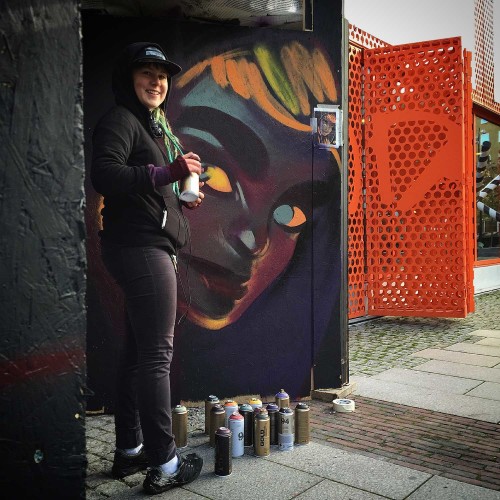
[
  {"xmin": 159, "ymin": 454, "xmax": 179, "ymax": 475},
  {"xmin": 119, "ymin": 443, "xmax": 143, "ymax": 456}
]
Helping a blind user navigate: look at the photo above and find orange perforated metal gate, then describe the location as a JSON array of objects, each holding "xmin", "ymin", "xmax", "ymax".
[
  {"xmin": 362, "ymin": 37, "xmax": 474, "ymax": 317},
  {"xmin": 347, "ymin": 26, "xmax": 390, "ymax": 319}
]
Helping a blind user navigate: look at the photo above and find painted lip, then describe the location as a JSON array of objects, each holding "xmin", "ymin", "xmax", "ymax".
[{"xmin": 186, "ymin": 255, "xmax": 251, "ymax": 301}]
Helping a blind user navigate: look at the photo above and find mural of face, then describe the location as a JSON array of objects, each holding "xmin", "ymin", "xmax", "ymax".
[{"xmin": 171, "ymin": 42, "xmax": 340, "ymax": 329}]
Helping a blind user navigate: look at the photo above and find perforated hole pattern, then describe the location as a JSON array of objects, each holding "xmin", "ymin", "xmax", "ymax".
[
  {"xmin": 347, "ymin": 43, "xmax": 366, "ymax": 318},
  {"xmin": 362, "ymin": 38, "xmax": 470, "ymax": 317},
  {"xmin": 347, "ymin": 26, "xmax": 390, "ymax": 319}
]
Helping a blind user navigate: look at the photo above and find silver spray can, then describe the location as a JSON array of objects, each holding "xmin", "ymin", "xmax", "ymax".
[
  {"xmin": 228, "ymin": 411, "xmax": 244, "ymax": 457},
  {"xmin": 179, "ymin": 172, "xmax": 200, "ymax": 202},
  {"xmin": 278, "ymin": 407, "xmax": 294, "ymax": 451},
  {"xmin": 205, "ymin": 395, "xmax": 219, "ymax": 435}
]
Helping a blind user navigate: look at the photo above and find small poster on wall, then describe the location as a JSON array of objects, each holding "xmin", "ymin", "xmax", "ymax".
[{"xmin": 312, "ymin": 104, "xmax": 342, "ymax": 149}]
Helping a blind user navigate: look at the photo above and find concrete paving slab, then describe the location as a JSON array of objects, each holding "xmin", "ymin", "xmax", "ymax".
[
  {"xmin": 183, "ymin": 444, "xmax": 322, "ymax": 500},
  {"xmin": 367, "ymin": 368, "xmax": 482, "ymax": 394},
  {"xmin": 445, "ymin": 342, "xmax": 500, "ymax": 357},
  {"xmin": 106, "ymin": 483, "xmax": 207, "ymax": 499},
  {"xmin": 476, "ymin": 337, "xmax": 500, "ymax": 347},
  {"xmin": 406, "ymin": 475, "xmax": 500, "ymax": 500},
  {"xmin": 184, "ymin": 431, "xmax": 209, "ymax": 451},
  {"xmin": 352, "ymin": 376, "xmax": 500, "ymax": 423},
  {"xmin": 94, "ymin": 479, "xmax": 131, "ymax": 497},
  {"xmin": 266, "ymin": 441, "xmax": 430, "ymax": 500},
  {"xmin": 411, "ymin": 348, "xmax": 500, "ymax": 367},
  {"xmin": 466, "ymin": 381, "xmax": 500, "ymax": 401},
  {"xmin": 414, "ymin": 359, "xmax": 500, "ymax": 383},
  {"xmin": 470, "ymin": 330, "xmax": 500, "ymax": 338},
  {"xmin": 295, "ymin": 479, "xmax": 388, "ymax": 499}
]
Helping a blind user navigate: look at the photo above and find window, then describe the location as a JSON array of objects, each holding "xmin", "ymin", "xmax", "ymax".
[{"xmin": 475, "ymin": 116, "xmax": 500, "ymax": 261}]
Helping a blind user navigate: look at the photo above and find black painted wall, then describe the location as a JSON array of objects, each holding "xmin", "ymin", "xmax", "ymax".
[
  {"xmin": 0, "ymin": 1, "xmax": 86, "ymax": 498},
  {"xmin": 84, "ymin": 0, "xmax": 345, "ymax": 410}
]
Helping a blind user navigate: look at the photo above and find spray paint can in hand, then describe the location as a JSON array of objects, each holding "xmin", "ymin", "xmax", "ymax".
[
  {"xmin": 210, "ymin": 404, "xmax": 225, "ymax": 447},
  {"xmin": 275, "ymin": 389, "xmax": 290, "ymax": 409},
  {"xmin": 266, "ymin": 403, "xmax": 279, "ymax": 446},
  {"xmin": 180, "ymin": 171, "xmax": 200, "ymax": 202},
  {"xmin": 172, "ymin": 405, "xmax": 188, "ymax": 449},
  {"xmin": 228, "ymin": 411, "xmax": 244, "ymax": 457},
  {"xmin": 253, "ymin": 411, "xmax": 270, "ymax": 457},
  {"xmin": 214, "ymin": 427, "xmax": 232, "ymax": 477},
  {"xmin": 224, "ymin": 400, "xmax": 238, "ymax": 427},
  {"xmin": 239, "ymin": 403, "xmax": 254, "ymax": 447},
  {"xmin": 295, "ymin": 402, "xmax": 310, "ymax": 445},
  {"xmin": 204, "ymin": 395, "xmax": 219, "ymax": 435},
  {"xmin": 278, "ymin": 407, "xmax": 295, "ymax": 451}
]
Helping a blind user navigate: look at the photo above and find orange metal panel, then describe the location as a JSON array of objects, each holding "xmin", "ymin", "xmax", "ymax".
[
  {"xmin": 347, "ymin": 26, "xmax": 389, "ymax": 319},
  {"xmin": 463, "ymin": 49, "xmax": 476, "ymax": 313},
  {"xmin": 349, "ymin": 24, "xmax": 390, "ymax": 50},
  {"xmin": 347, "ymin": 43, "xmax": 366, "ymax": 318},
  {"xmin": 363, "ymin": 38, "xmax": 472, "ymax": 317}
]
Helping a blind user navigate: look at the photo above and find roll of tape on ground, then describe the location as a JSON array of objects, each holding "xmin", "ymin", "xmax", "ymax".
[{"xmin": 332, "ymin": 399, "xmax": 355, "ymax": 413}]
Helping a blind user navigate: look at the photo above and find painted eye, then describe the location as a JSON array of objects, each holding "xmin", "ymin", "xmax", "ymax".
[
  {"xmin": 205, "ymin": 165, "xmax": 232, "ymax": 193},
  {"xmin": 273, "ymin": 205, "xmax": 307, "ymax": 228}
]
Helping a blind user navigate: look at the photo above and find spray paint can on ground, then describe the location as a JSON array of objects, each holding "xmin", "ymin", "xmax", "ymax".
[
  {"xmin": 204, "ymin": 395, "xmax": 219, "ymax": 435},
  {"xmin": 253, "ymin": 407, "xmax": 267, "ymax": 448},
  {"xmin": 209, "ymin": 404, "xmax": 225, "ymax": 447},
  {"xmin": 224, "ymin": 400, "xmax": 238, "ymax": 427},
  {"xmin": 249, "ymin": 397, "xmax": 262, "ymax": 411},
  {"xmin": 295, "ymin": 403, "xmax": 310, "ymax": 445},
  {"xmin": 275, "ymin": 389, "xmax": 290, "ymax": 409},
  {"xmin": 266, "ymin": 403, "xmax": 279, "ymax": 446},
  {"xmin": 214, "ymin": 427, "xmax": 232, "ymax": 477},
  {"xmin": 278, "ymin": 407, "xmax": 294, "ymax": 451},
  {"xmin": 172, "ymin": 405, "xmax": 188, "ymax": 449},
  {"xmin": 239, "ymin": 403, "xmax": 254, "ymax": 447},
  {"xmin": 228, "ymin": 412, "xmax": 244, "ymax": 457},
  {"xmin": 253, "ymin": 411, "xmax": 270, "ymax": 457}
]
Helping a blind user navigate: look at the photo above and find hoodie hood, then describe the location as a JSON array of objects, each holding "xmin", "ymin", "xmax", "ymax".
[{"xmin": 112, "ymin": 42, "xmax": 181, "ymax": 126}]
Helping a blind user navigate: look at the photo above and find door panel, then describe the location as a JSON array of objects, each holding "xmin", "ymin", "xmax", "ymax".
[{"xmin": 363, "ymin": 38, "xmax": 474, "ymax": 317}]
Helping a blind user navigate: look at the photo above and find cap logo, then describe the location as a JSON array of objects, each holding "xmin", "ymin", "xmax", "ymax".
[{"xmin": 144, "ymin": 47, "xmax": 166, "ymax": 60}]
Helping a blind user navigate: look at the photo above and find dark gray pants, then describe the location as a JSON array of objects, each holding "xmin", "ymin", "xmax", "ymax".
[{"xmin": 101, "ymin": 244, "xmax": 177, "ymax": 466}]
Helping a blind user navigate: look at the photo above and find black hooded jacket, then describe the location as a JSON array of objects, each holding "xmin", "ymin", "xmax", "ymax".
[{"xmin": 91, "ymin": 42, "xmax": 188, "ymax": 253}]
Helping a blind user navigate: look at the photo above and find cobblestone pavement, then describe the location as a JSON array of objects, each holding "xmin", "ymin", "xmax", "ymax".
[{"xmin": 348, "ymin": 290, "xmax": 500, "ymax": 377}]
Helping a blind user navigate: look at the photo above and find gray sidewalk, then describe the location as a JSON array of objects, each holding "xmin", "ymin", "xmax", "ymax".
[{"xmin": 86, "ymin": 290, "xmax": 500, "ymax": 499}]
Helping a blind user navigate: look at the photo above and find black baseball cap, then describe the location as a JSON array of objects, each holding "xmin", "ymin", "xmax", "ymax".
[{"xmin": 132, "ymin": 45, "xmax": 182, "ymax": 76}]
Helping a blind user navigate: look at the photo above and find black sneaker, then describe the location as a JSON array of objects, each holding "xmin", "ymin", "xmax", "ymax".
[
  {"xmin": 111, "ymin": 447, "xmax": 149, "ymax": 479},
  {"xmin": 143, "ymin": 452, "xmax": 203, "ymax": 495}
]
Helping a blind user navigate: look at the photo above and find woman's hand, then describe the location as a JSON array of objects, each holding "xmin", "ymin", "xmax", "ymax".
[
  {"xmin": 182, "ymin": 152, "xmax": 202, "ymax": 175},
  {"xmin": 182, "ymin": 182, "xmax": 205, "ymax": 210}
]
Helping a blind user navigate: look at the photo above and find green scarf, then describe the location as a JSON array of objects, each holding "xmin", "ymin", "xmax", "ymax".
[{"xmin": 152, "ymin": 108, "xmax": 183, "ymax": 197}]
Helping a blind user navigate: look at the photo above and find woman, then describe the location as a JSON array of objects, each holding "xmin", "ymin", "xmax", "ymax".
[{"xmin": 91, "ymin": 42, "xmax": 203, "ymax": 495}]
